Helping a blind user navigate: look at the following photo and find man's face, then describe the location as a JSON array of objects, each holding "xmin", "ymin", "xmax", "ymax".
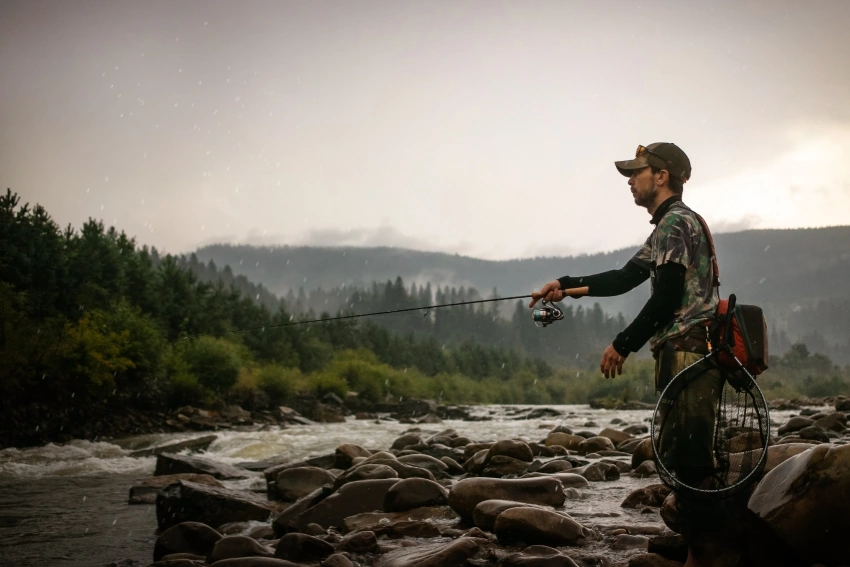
[{"xmin": 629, "ymin": 167, "xmax": 658, "ymax": 209}]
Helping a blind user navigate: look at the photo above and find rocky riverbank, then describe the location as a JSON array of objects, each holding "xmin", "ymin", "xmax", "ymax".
[{"xmin": 116, "ymin": 396, "xmax": 850, "ymax": 567}]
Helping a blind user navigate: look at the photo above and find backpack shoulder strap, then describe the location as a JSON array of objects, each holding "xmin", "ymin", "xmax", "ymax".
[{"xmin": 692, "ymin": 211, "xmax": 720, "ymax": 289}]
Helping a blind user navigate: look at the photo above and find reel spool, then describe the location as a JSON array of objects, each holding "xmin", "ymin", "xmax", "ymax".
[{"xmin": 532, "ymin": 300, "xmax": 565, "ymax": 328}]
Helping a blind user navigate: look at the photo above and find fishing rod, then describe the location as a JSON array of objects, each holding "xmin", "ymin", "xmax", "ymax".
[{"xmin": 222, "ymin": 294, "xmax": 566, "ymax": 335}]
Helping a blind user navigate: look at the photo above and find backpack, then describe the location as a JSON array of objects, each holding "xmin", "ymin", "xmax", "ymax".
[{"xmin": 693, "ymin": 213, "xmax": 769, "ymax": 376}]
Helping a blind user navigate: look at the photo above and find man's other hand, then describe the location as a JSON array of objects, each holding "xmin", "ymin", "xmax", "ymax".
[
  {"xmin": 600, "ymin": 345, "xmax": 627, "ymax": 379},
  {"xmin": 529, "ymin": 280, "xmax": 565, "ymax": 308}
]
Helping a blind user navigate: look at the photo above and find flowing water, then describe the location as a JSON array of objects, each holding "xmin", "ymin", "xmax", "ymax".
[{"xmin": 0, "ymin": 403, "xmax": 804, "ymax": 567}]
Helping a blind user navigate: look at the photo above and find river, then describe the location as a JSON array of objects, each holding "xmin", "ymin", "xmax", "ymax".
[{"xmin": 0, "ymin": 403, "xmax": 799, "ymax": 567}]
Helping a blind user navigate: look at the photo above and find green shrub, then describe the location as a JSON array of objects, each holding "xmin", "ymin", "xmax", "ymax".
[
  {"xmin": 168, "ymin": 372, "xmax": 207, "ymax": 407},
  {"xmin": 309, "ymin": 371, "xmax": 349, "ymax": 399},
  {"xmin": 181, "ymin": 336, "xmax": 242, "ymax": 392},
  {"xmin": 257, "ymin": 365, "xmax": 298, "ymax": 404}
]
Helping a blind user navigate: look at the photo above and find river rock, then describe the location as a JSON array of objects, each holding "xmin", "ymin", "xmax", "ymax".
[
  {"xmin": 577, "ymin": 436, "xmax": 615, "ymax": 455},
  {"xmin": 274, "ymin": 533, "xmax": 334, "ymax": 563},
  {"xmin": 600, "ymin": 458, "xmax": 632, "ymax": 473},
  {"xmin": 627, "ymin": 553, "xmax": 684, "ymax": 567},
  {"xmin": 483, "ymin": 455, "xmax": 531, "ymax": 477},
  {"xmin": 763, "ymin": 443, "xmax": 813, "ymax": 473},
  {"xmin": 747, "ymin": 444, "xmax": 850, "ymax": 566},
  {"xmin": 322, "ymin": 554, "xmax": 354, "ymax": 567},
  {"xmin": 520, "ymin": 472, "xmax": 590, "ymax": 487},
  {"xmin": 207, "ymin": 535, "xmax": 274, "ymax": 563},
  {"xmin": 293, "ymin": 478, "xmax": 400, "ymax": 530},
  {"xmin": 613, "ymin": 534, "xmax": 650, "ymax": 550},
  {"xmin": 343, "ymin": 505, "xmax": 457, "ymax": 534},
  {"xmin": 631, "ymin": 438, "xmax": 654, "ymax": 469},
  {"xmin": 332, "ymin": 463, "xmax": 398, "ymax": 490},
  {"xmin": 361, "ymin": 458, "xmax": 436, "ymax": 481},
  {"xmin": 131, "ymin": 435, "xmax": 218, "ymax": 458},
  {"xmin": 130, "ymin": 474, "xmax": 224, "ymax": 504},
  {"xmin": 497, "ymin": 545, "xmax": 579, "ymax": 567},
  {"xmin": 647, "ymin": 533, "xmax": 688, "ymax": 563},
  {"xmin": 659, "ymin": 493, "xmax": 680, "ymax": 533},
  {"xmin": 493, "ymin": 507, "xmax": 592, "ymax": 546},
  {"xmin": 447, "ymin": 476, "xmax": 566, "ymax": 518},
  {"xmin": 361, "ymin": 450, "xmax": 397, "ymax": 463},
  {"xmin": 391, "ymin": 433, "xmax": 422, "ymax": 451},
  {"xmin": 440, "ymin": 456, "xmax": 465, "ymax": 474},
  {"xmin": 463, "ymin": 442, "xmax": 494, "ymax": 461},
  {"xmin": 599, "ymin": 428, "xmax": 633, "ymax": 445},
  {"xmin": 623, "ymin": 424, "xmax": 649, "ymax": 436},
  {"xmin": 544, "ymin": 433, "xmax": 584, "ymax": 451},
  {"xmin": 472, "ymin": 499, "xmax": 553, "ymax": 531},
  {"xmin": 397, "ymin": 453, "xmax": 449, "ymax": 473},
  {"xmin": 776, "ymin": 416, "xmax": 814, "ymax": 436},
  {"xmin": 632, "ymin": 460, "xmax": 657, "ymax": 478},
  {"xmin": 155, "ymin": 453, "xmax": 255, "ymax": 480},
  {"xmin": 274, "ymin": 467, "xmax": 336, "ymax": 501},
  {"xmin": 334, "ymin": 444, "xmax": 372, "ymax": 468},
  {"xmin": 154, "ymin": 521, "xmax": 223, "ymax": 561},
  {"xmin": 374, "ymin": 537, "xmax": 480, "ymax": 567},
  {"xmin": 797, "ymin": 425, "xmax": 830, "ymax": 442},
  {"xmin": 383, "ymin": 478, "xmax": 448, "ymax": 511},
  {"xmin": 535, "ymin": 459, "xmax": 573, "ymax": 474},
  {"xmin": 621, "ymin": 484, "xmax": 671, "ymax": 508},
  {"xmin": 571, "ymin": 462, "xmax": 620, "ymax": 481},
  {"xmin": 156, "ymin": 481, "xmax": 274, "ymax": 531},
  {"xmin": 485, "ymin": 439, "xmax": 534, "ymax": 463},
  {"xmin": 209, "ymin": 558, "xmax": 301, "ymax": 567},
  {"xmin": 272, "ymin": 486, "xmax": 333, "ymax": 536},
  {"xmin": 836, "ymin": 397, "xmax": 850, "ymax": 412},
  {"xmin": 337, "ymin": 530, "xmax": 378, "ymax": 553},
  {"xmin": 262, "ymin": 454, "xmax": 336, "ymax": 488},
  {"xmin": 814, "ymin": 411, "xmax": 846, "ymax": 431}
]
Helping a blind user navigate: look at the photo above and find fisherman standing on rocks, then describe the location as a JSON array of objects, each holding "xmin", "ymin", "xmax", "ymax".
[{"xmin": 530, "ymin": 143, "xmax": 725, "ymax": 567}]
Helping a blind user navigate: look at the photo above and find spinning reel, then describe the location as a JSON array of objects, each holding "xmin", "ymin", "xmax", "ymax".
[{"xmin": 531, "ymin": 300, "xmax": 565, "ymax": 328}]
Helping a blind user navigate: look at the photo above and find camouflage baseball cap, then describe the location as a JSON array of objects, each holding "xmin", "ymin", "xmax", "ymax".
[{"xmin": 615, "ymin": 142, "xmax": 692, "ymax": 182}]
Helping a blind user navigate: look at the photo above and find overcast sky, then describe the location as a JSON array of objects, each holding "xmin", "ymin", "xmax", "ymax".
[{"xmin": 2, "ymin": 0, "xmax": 849, "ymax": 260}]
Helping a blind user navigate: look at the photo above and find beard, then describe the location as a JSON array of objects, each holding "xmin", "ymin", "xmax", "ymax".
[{"xmin": 633, "ymin": 184, "xmax": 658, "ymax": 208}]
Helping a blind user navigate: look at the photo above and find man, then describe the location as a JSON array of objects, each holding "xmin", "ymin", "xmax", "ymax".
[{"xmin": 529, "ymin": 142, "xmax": 722, "ymax": 567}]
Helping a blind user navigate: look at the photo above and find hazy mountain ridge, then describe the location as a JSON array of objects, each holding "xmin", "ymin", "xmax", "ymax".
[{"xmin": 194, "ymin": 225, "xmax": 850, "ymax": 355}]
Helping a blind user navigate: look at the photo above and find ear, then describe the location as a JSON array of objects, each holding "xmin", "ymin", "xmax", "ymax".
[{"xmin": 654, "ymin": 169, "xmax": 670, "ymax": 186}]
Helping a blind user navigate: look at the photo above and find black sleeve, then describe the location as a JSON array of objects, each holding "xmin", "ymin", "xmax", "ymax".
[
  {"xmin": 611, "ymin": 262, "xmax": 687, "ymax": 356},
  {"xmin": 557, "ymin": 260, "xmax": 650, "ymax": 297}
]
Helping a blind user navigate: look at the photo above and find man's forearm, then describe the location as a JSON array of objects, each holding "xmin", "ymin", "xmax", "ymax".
[
  {"xmin": 558, "ymin": 260, "xmax": 650, "ymax": 297},
  {"xmin": 611, "ymin": 262, "xmax": 686, "ymax": 356}
]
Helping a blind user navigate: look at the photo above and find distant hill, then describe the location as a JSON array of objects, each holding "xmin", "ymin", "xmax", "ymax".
[{"xmin": 194, "ymin": 226, "xmax": 850, "ymax": 362}]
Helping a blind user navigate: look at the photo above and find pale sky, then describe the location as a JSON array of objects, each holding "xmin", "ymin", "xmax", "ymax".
[{"xmin": 2, "ymin": 0, "xmax": 849, "ymax": 260}]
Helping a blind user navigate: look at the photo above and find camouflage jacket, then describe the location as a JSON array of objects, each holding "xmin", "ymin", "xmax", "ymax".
[{"xmin": 630, "ymin": 198, "xmax": 719, "ymax": 352}]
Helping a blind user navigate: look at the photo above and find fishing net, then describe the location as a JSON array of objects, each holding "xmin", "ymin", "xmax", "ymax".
[{"xmin": 651, "ymin": 353, "xmax": 770, "ymax": 499}]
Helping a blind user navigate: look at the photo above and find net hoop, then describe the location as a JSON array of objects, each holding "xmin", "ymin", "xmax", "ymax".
[{"xmin": 650, "ymin": 350, "xmax": 771, "ymax": 499}]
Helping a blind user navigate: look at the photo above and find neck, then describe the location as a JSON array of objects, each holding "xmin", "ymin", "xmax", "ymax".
[{"xmin": 647, "ymin": 187, "xmax": 677, "ymax": 216}]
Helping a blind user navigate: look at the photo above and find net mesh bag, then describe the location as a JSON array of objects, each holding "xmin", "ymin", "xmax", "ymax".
[{"xmin": 651, "ymin": 354, "xmax": 770, "ymax": 499}]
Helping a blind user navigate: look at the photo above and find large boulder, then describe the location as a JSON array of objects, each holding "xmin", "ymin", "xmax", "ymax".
[
  {"xmin": 763, "ymin": 443, "xmax": 813, "ymax": 473},
  {"xmin": 493, "ymin": 507, "xmax": 593, "ymax": 546},
  {"xmin": 292, "ymin": 478, "xmax": 399, "ymax": 530},
  {"xmin": 154, "ymin": 521, "xmax": 222, "ymax": 562},
  {"xmin": 156, "ymin": 481, "xmax": 274, "ymax": 531},
  {"xmin": 631, "ymin": 438, "xmax": 654, "ymax": 470},
  {"xmin": 383, "ymin": 478, "xmax": 448, "ymax": 511},
  {"xmin": 274, "ymin": 467, "xmax": 336, "ymax": 501},
  {"xmin": 155, "ymin": 453, "xmax": 256, "ymax": 480},
  {"xmin": 447, "ymin": 477, "xmax": 566, "ymax": 518},
  {"xmin": 374, "ymin": 537, "xmax": 480, "ymax": 567},
  {"xmin": 748, "ymin": 444, "xmax": 850, "ymax": 566},
  {"xmin": 130, "ymin": 474, "xmax": 223, "ymax": 504}
]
